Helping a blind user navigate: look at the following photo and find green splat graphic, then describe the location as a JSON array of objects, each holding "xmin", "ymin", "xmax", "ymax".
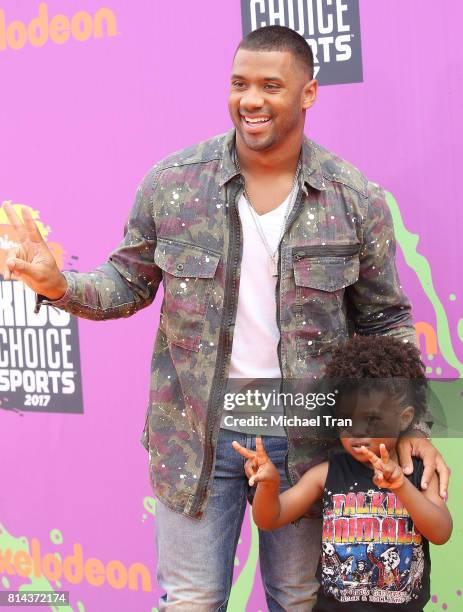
[
  {"xmin": 50, "ymin": 529, "xmax": 63, "ymax": 545},
  {"xmin": 228, "ymin": 513, "xmax": 259, "ymax": 610},
  {"xmin": 143, "ymin": 497, "xmax": 157, "ymax": 517},
  {"xmin": 0, "ymin": 524, "xmax": 79, "ymax": 612},
  {"xmin": 386, "ymin": 192, "xmax": 463, "ymax": 376},
  {"xmin": 458, "ymin": 319, "xmax": 463, "ymax": 343},
  {"xmin": 423, "ymin": 440, "xmax": 461, "ymax": 611}
]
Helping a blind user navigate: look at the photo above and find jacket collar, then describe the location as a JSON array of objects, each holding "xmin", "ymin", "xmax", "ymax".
[
  {"xmin": 219, "ymin": 128, "xmax": 326, "ymax": 192},
  {"xmin": 300, "ymin": 134, "xmax": 327, "ymax": 192}
]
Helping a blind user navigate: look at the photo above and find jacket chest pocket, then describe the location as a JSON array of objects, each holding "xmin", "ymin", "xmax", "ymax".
[
  {"xmin": 292, "ymin": 244, "xmax": 360, "ymax": 356},
  {"xmin": 154, "ymin": 239, "xmax": 221, "ymax": 352}
]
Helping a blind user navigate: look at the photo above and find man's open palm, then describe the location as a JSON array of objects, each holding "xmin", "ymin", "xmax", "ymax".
[{"xmin": 2, "ymin": 201, "xmax": 67, "ymax": 299}]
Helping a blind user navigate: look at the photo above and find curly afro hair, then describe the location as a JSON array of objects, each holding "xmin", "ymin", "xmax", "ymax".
[{"xmin": 324, "ymin": 335, "xmax": 427, "ymax": 422}]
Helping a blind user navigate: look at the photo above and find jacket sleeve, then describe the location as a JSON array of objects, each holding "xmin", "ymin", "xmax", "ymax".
[
  {"xmin": 346, "ymin": 181, "xmax": 416, "ymax": 344},
  {"xmin": 35, "ymin": 167, "xmax": 162, "ymax": 320},
  {"xmin": 346, "ymin": 182, "xmax": 433, "ymax": 434}
]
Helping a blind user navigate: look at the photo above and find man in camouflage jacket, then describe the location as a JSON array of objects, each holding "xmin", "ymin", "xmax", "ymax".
[{"xmin": 36, "ymin": 127, "xmax": 419, "ymax": 515}]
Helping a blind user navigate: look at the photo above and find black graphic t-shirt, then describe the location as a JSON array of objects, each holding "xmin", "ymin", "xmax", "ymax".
[{"xmin": 314, "ymin": 452, "xmax": 430, "ymax": 611}]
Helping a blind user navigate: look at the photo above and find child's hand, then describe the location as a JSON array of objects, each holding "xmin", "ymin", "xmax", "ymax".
[
  {"xmin": 232, "ymin": 436, "xmax": 280, "ymax": 488},
  {"xmin": 360, "ymin": 444, "xmax": 404, "ymax": 490}
]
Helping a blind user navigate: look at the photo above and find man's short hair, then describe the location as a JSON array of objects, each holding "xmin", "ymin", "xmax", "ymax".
[{"xmin": 237, "ymin": 25, "xmax": 314, "ymax": 80}]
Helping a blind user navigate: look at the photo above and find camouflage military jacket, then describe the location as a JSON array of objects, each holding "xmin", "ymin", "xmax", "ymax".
[{"xmin": 39, "ymin": 129, "xmax": 417, "ymax": 517}]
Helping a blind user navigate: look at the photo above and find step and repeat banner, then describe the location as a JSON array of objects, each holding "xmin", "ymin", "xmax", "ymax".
[{"xmin": 1, "ymin": 1, "xmax": 462, "ymax": 610}]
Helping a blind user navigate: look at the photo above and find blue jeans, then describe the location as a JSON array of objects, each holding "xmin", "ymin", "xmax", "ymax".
[{"xmin": 155, "ymin": 429, "xmax": 322, "ymax": 611}]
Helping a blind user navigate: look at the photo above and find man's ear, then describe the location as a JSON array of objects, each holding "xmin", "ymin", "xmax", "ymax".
[
  {"xmin": 302, "ymin": 79, "xmax": 318, "ymax": 110},
  {"xmin": 399, "ymin": 406, "xmax": 415, "ymax": 432}
]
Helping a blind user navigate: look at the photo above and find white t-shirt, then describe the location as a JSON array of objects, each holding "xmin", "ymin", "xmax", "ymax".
[
  {"xmin": 229, "ymin": 193, "xmax": 289, "ymax": 378},
  {"xmin": 222, "ymin": 193, "xmax": 290, "ymax": 435}
]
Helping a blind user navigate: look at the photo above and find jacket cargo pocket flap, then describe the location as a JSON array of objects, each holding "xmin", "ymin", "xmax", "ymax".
[
  {"xmin": 293, "ymin": 256, "xmax": 359, "ymax": 291},
  {"xmin": 155, "ymin": 240, "xmax": 220, "ymax": 278}
]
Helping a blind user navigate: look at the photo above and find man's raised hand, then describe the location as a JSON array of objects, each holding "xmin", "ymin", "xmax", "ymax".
[
  {"xmin": 359, "ymin": 444, "xmax": 404, "ymax": 490},
  {"xmin": 2, "ymin": 201, "xmax": 67, "ymax": 299},
  {"xmin": 232, "ymin": 436, "xmax": 280, "ymax": 488}
]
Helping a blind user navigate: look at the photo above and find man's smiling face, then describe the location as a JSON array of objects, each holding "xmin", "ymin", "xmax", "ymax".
[{"xmin": 228, "ymin": 48, "xmax": 315, "ymax": 152}]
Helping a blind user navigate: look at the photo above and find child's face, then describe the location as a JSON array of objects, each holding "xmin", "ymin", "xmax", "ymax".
[{"xmin": 337, "ymin": 390, "xmax": 414, "ymax": 465}]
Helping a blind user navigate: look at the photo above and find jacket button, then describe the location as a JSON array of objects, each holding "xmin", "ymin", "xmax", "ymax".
[{"xmin": 176, "ymin": 263, "xmax": 184, "ymax": 271}]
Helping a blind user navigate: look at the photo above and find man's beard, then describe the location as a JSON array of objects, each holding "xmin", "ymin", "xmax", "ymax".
[{"xmin": 238, "ymin": 128, "xmax": 277, "ymax": 152}]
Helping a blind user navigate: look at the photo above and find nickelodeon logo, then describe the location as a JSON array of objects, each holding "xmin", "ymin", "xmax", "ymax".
[
  {"xmin": 0, "ymin": 3, "xmax": 117, "ymax": 51},
  {"xmin": 0, "ymin": 538, "xmax": 153, "ymax": 592}
]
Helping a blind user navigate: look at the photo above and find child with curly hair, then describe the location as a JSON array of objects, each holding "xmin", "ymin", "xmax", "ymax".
[{"xmin": 233, "ymin": 335, "xmax": 452, "ymax": 611}]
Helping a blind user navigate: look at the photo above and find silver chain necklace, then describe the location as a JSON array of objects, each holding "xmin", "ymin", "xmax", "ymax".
[{"xmin": 239, "ymin": 160, "xmax": 301, "ymax": 277}]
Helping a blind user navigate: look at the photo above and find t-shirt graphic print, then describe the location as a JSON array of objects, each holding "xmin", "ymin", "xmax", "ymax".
[{"xmin": 315, "ymin": 452, "xmax": 430, "ymax": 611}]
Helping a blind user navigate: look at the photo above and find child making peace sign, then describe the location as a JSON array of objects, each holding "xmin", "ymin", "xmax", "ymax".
[{"xmin": 233, "ymin": 336, "xmax": 452, "ymax": 611}]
